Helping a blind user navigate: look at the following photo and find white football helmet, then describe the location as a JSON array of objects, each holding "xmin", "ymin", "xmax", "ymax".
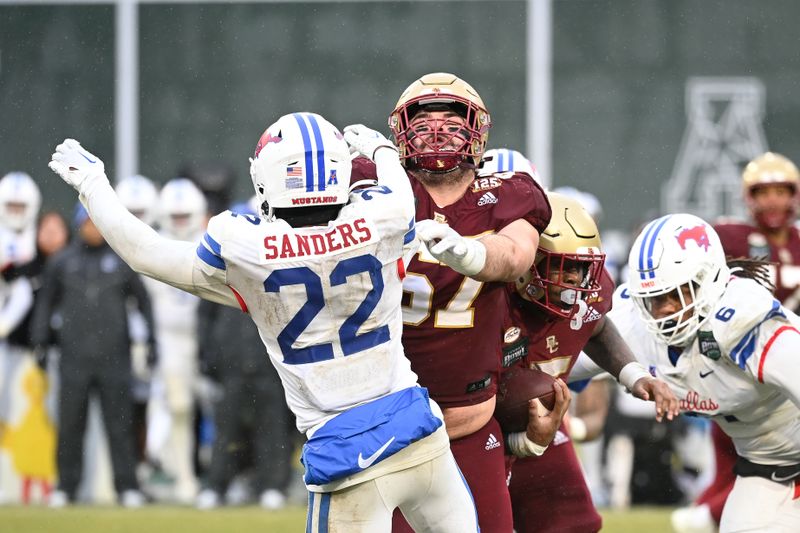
[
  {"xmin": 158, "ymin": 178, "xmax": 207, "ymax": 240},
  {"xmin": 115, "ymin": 174, "xmax": 159, "ymax": 226},
  {"xmin": 0, "ymin": 172, "xmax": 41, "ymax": 232},
  {"xmin": 478, "ymin": 148, "xmax": 540, "ymax": 182},
  {"xmin": 627, "ymin": 214, "xmax": 729, "ymax": 347},
  {"xmin": 249, "ymin": 112, "xmax": 351, "ymax": 219}
]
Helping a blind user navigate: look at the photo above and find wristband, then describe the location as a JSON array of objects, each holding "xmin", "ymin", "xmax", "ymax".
[
  {"xmin": 618, "ymin": 362, "xmax": 651, "ymax": 391},
  {"xmin": 569, "ymin": 417, "xmax": 588, "ymax": 442},
  {"xmin": 506, "ymin": 431, "xmax": 548, "ymax": 458},
  {"xmin": 457, "ymin": 240, "xmax": 487, "ymax": 277}
]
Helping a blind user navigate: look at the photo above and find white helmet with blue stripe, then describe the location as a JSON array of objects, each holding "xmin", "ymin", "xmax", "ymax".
[
  {"xmin": 627, "ymin": 213, "xmax": 729, "ymax": 347},
  {"xmin": 115, "ymin": 174, "xmax": 159, "ymax": 226},
  {"xmin": 158, "ymin": 178, "xmax": 207, "ymax": 240},
  {"xmin": 0, "ymin": 172, "xmax": 41, "ymax": 232},
  {"xmin": 249, "ymin": 112, "xmax": 351, "ymax": 219},
  {"xmin": 478, "ymin": 148, "xmax": 540, "ymax": 183}
]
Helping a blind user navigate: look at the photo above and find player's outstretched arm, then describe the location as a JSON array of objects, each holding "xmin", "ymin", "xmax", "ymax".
[
  {"xmin": 343, "ymin": 124, "xmax": 414, "ymax": 221},
  {"xmin": 49, "ymin": 139, "xmax": 235, "ymax": 307},
  {"xmin": 415, "ymin": 218, "xmax": 538, "ymax": 282},
  {"xmin": 584, "ymin": 316, "xmax": 679, "ymax": 421}
]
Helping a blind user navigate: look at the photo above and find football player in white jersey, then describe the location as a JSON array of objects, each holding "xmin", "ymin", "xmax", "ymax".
[
  {"xmin": 49, "ymin": 113, "xmax": 478, "ymax": 532},
  {"xmin": 573, "ymin": 213, "xmax": 800, "ymax": 532},
  {"xmin": 144, "ymin": 178, "xmax": 207, "ymax": 503}
]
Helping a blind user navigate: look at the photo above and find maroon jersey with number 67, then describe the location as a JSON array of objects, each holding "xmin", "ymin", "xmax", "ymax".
[{"xmin": 401, "ymin": 173, "xmax": 551, "ymax": 408}]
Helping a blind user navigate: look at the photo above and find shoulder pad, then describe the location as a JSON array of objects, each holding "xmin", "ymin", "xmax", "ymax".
[{"xmin": 710, "ymin": 277, "xmax": 786, "ymax": 368}]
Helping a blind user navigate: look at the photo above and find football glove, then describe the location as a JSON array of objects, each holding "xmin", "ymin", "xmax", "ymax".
[
  {"xmin": 48, "ymin": 139, "xmax": 108, "ymax": 195},
  {"xmin": 416, "ymin": 219, "xmax": 487, "ymax": 277},
  {"xmin": 343, "ymin": 124, "xmax": 397, "ymax": 161}
]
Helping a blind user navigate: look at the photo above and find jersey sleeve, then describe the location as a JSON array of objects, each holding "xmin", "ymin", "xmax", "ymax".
[
  {"xmin": 710, "ymin": 277, "xmax": 787, "ymax": 370},
  {"xmin": 345, "ymin": 151, "xmax": 416, "ymax": 244},
  {"xmin": 494, "ymin": 173, "xmax": 551, "ymax": 234},
  {"xmin": 754, "ymin": 324, "xmax": 800, "ymax": 408},
  {"xmin": 196, "ymin": 213, "xmax": 230, "ymax": 280}
]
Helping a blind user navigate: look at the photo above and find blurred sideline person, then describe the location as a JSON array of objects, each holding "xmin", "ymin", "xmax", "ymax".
[
  {"xmin": 194, "ymin": 201, "xmax": 293, "ymax": 510},
  {"xmin": 384, "ymin": 72, "xmax": 559, "ymax": 533},
  {"xmin": 143, "ymin": 178, "xmax": 206, "ymax": 504},
  {"xmin": 0, "ymin": 172, "xmax": 44, "ymax": 504},
  {"xmin": 502, "ymin": 192, "xmax": 678, "ymax": 533},
  {"xmin": 49, "ymin": 114, "xmax": 480, "ymax": 531},
  {"xmin": 582, "ymin": 214, "xmax": 800, "ymax": 532},
  {"xmin": 670, "ymin": 152, "xmax": 800, "ymax": 531},
  {"xmin": 32, "ymin": 205, "xmax": 155, "ymax": 508}
]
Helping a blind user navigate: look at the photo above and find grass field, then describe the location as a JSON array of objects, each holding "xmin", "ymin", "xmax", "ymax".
[{"xmin": 0, "ymin": 505, "xmax": 675, "ymax": 532}]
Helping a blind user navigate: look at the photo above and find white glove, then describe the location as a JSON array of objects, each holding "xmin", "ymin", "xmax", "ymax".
[
  {"xmin": 343, "ymin": 124, "xmax": 398, "ymax": 161},
  {"xmin": 48, "ymin": 139, "xmax": 108, "ymax": 195},
  {"xmin": 416, "ymin": 219, "xmax": 487, "ymax": 277}
]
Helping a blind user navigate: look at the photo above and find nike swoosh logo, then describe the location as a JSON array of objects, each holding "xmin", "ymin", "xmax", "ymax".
[
  {"xmin": 357, "ymin": 436, "xmax": 395, "ymax": 469},
  {"xmin": 80, "ymin": 152, "xmax": 97, "ymax": 164},
  {"xmin": 771, "ymin": 470, "xmax": 800, "ymax": 483},
  {"xmin": 699, "ymin": 370, "xmax": 714, "ymax": 378}
]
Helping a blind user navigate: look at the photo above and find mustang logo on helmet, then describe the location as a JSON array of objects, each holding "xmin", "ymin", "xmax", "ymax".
[
  {"xmin": 676, "ymin": 225, "xmax": 711, "ymax": 252},
  {"xmin": 254, "ymin": 132, "xmax": 283, "ymax": 158}
]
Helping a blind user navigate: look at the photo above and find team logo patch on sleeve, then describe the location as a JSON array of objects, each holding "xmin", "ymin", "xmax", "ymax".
[
  {"xmin": 502, "ymin": 335, "xmax": 529, "ymax": 368},
  {"xmin": 697, "ymin": 330, "xmax": 721, "ymax": 360}
]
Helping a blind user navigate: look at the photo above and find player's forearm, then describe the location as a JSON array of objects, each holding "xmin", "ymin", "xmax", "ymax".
[
  {"xmin": 583, "ymin": 317, "xmax": 639, "ymax": 378},
  {"xmin": 374, "ymin": 148, "xmax": 415, "ymax": 221},
  {"xmin": 80, "ymin": 178, "xmax": 198, "ymax": 289},
  {"xmin": 474, "ymin": 222, "xmax": 538, "ymax": 282}
]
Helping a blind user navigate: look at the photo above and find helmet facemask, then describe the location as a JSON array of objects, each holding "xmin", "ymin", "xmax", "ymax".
[
  {"xmin": 632, "ymin": 281, "xmax": 707, "ymax": 347},
  {"xmin": 389, "ymin": 73, "xmax": 491, "ymax": 173},
  {"xmin": 393, "ymin": 102, "xmax": 485, "ymax": 173},
  {"xmin": 522, "ymin": 249, "xmax": 606, "ymax": 319}
]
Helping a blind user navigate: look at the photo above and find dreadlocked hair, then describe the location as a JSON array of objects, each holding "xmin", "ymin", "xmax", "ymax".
[{"xmin": 726, "ymin": 256, "xmax": 775, "ymax": 292}]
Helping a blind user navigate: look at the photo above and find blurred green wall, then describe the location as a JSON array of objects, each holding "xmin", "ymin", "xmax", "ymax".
[{"xmin": 2, "ymin": 0, "xmax": 800, "ymax": 232}]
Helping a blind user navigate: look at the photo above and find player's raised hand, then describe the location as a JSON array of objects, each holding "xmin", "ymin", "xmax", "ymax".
[
  {"xmin": 343, "ymin": 124, "xmax": 397, "ymax": 161},
  {"xmin": 631, "ymin": 376, "xmax": 679, "ymax": 422},
  {"xmin": 416, "ymin": 219, "xmax": 487, "ymax": 277},
  {"xmin": 48, "ymin": 139, "xmax": 108, "ymax": 194}
]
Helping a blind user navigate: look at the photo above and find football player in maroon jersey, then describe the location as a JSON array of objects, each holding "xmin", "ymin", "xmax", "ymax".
[
  {"xmin": 672, "ymin": 152, "xmax": 800, "ymax": 532},
  {"xmin": 385, "ymin": 72, "xmax": 565, "ymax": 533},
  {"xmin": 504, "ymin": 192, "xmax": 679, "ymax": 533}
]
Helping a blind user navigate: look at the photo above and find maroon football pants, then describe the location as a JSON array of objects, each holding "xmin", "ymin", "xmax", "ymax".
[
  {"xmin": 509, "ymin": 423, "xmax": 601, "ymax": 533},
  {"xmin": 393, "ymin": 417, "xmax": 513, "ymax": 533}
]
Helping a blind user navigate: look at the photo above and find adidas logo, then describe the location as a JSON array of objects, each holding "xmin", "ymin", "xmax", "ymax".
[
  {"xmin": 584, "ymin": 307, "xmax": 603, "ymax": 323},
  {"xmin": 553, "ymin": 430, "xmax": 569, "ymax": 447},
  {"xmin": 485, "ymin": 433, "xmax": 501, "ymax": 450},
  {"xmin": 477, "ymin": 192, "xmax": 498, "ymax": 207}
]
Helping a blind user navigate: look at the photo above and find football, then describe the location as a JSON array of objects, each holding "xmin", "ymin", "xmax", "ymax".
[{"xmin": 494, "ymin": 366, "xmax": 557, "ymax": 433}]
